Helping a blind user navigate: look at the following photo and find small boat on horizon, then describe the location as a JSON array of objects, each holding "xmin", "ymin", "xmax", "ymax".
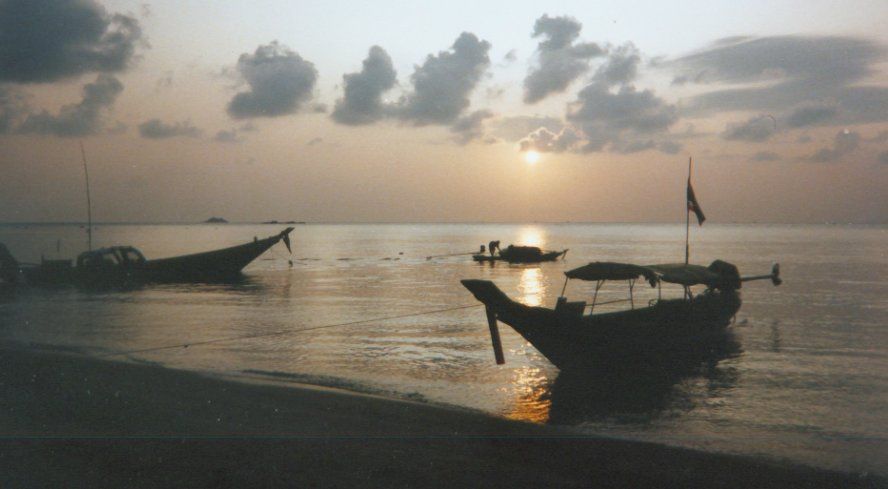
[{"xmin": 2, "ymin": 227, "xmax": 294, "ymax": 288}]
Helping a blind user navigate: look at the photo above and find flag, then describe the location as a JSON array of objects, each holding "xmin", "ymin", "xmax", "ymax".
[{"xmin": 687, "ymin": 178, "xmax": 705, "ymax": 225}]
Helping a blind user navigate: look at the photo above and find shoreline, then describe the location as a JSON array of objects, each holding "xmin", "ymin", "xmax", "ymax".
[{"xmin": 1, "ymin": 346, "xmax": 882, "ymax": 488}]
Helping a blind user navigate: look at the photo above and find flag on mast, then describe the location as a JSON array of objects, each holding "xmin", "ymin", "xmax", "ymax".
[{"xmin": 687, "ymin": 177, "xmax": 705, "ymax": 226}]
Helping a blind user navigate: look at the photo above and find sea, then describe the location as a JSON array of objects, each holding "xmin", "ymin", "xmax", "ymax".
[{"xmin": 1, "ymin": 223, "xmax": 885, "ymax": 476}]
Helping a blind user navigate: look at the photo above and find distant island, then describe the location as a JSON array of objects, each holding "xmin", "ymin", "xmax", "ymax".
[
  {"xmin": 261, "ymin": 220, "xmax": 306, "ymax": 225},
  {"xmin": 203, "ymin": 217, "xmax": 228, "ymax": 224}
]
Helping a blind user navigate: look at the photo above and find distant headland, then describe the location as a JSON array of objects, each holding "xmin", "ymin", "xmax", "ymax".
[{"xmin": 203, "ymin": 217, "xmax": 228, "ymax": 224}]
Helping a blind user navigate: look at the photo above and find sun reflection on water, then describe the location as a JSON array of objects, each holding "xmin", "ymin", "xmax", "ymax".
[
  {"xmin": 516, "ymin": 226, "xmax": 545, "ymax": 248},
  {"xmin": 518, "ymin": 268, "xmax": 545, "ymax": 307},
  {"xmin": 503, "ymin": 366, "xmax": 552, "ymax": 423}
]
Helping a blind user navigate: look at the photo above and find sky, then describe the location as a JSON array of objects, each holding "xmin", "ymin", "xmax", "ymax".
[{"xmin": 1, "ymin": 0, "xmax": 886, "ymax": 223}]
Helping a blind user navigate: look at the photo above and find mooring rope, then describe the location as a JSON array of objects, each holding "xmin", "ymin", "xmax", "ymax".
[{"xmin": 96, "ymin": 303, "xmax": 483, "ymax": 359}]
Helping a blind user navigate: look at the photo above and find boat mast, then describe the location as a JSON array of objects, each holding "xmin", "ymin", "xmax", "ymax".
[
  {"xmin": 80, "ymin": 141, "xmax": 92, "ymax": 252},
  {"xmin": 685, "ymin": 157, "xmax": 691, "ymax": 265}
]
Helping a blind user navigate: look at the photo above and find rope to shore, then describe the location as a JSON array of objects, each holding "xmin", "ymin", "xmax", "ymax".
[{"xmin": 96, "ymin": 303, "xmax": 484, "ymax": 359}]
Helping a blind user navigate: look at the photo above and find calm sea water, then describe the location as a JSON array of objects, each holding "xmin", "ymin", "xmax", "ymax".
[{"xmin": 1, "ymin": 223, "xmax": 885, "ymax": 475}]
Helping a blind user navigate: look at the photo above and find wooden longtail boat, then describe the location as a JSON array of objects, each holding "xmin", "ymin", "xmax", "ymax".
[
  {"xmin": 12, "ymin": 227, "xmax": 294, "ymax": 287},
  {"xmin": 472, "ymin": 245, "xmax": 568, "ymax": 264},
  {"xmin": 461, "ymin": 260, "xmax": 781, "ymax": 370}
]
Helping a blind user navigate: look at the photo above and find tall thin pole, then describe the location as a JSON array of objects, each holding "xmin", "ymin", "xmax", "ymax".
[
  {"xmin": 685, "ymin": 157, "xmax": 691, "ymax": 265},
  {"xmin": 80, "ymin": 141, "xmax": 92, "ymax": 251}
]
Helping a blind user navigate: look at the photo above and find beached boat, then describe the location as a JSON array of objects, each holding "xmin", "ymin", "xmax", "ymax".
[
  {"xmin": 9, "ymin": 227, "xmax": 294, "ymax": 287},
  {"xmin": 473, "ymin": 245, "xmax": 568, "ymax": 264},
  {"xmin": 461, "ymin": 260, "xmax": 780, "ymax": 370}
]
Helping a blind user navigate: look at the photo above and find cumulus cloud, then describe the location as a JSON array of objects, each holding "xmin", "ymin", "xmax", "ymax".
[
  {"xmin": 331, "ymin": 46, "xmax": 397, "ymax": 125},
  {"xmin": 519, "ymin": 127, "xmax": 581, "ymax": 152},
  {"xmin": 566, "ymin": 83, "xmax": 679, "ymax": 152},
  {"xmin": 722, "ymin": 115, "xmax": 777, "ymax": 141},
  {"xmin": 450, "ymin": 109, "xmax": 493, "ymax": 144},
  {"xmin": 671, "ymin": 36, "xmax": 888, "ymax": 124},
  {"xmin": 492, "ymin": 115, "xmax": 563, "ymax": 142},
  {"xmin": 138, "ymin": 119, "xmax": 202, "ymax": 139},
  {"xmin": 523, "ymin": 15, "xmax": 604, "ymax": 104},
  {"xmin": 808, "ymin": 129, "xmax": 860, "ymax": 162},
  {"xmin": 18, "ymin": 75, "xmax": 123, "ymax": 137},
  {"xmin": 396, "ymin": 32, "xmax": 491, "ymax": 125},
  {"xmin": 227, "ymin": 41, "xmax": 318, "ymax": 119},
  {"xmin": 593, "ymin": 43, "xmax": 640, "ymax": 86},
  {"xmin": 0, "ymin": 0, "xmax": 142, "ymax": 83}
]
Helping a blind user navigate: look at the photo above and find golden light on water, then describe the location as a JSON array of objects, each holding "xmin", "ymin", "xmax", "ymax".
[
  {"xmin": 518, "ymin": 268, "xmax": 544, "ymax": 307},
  {"xmin": 524, "ymin": 150, "xmax": 540, "ymax": 165},
  {"xmin": 517, "ymin": 226, "xmax": 544, "ymax": 248}
]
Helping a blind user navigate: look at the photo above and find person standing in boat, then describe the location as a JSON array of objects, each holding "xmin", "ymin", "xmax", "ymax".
[{"xmin": 488, "ymin": 240, "xmax": 500, "ymax": 256}]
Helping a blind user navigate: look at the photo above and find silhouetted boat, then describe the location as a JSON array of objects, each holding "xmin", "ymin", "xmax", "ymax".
[
  {"xmin": 9, "ymin": 227, "xmax": 294, "ymax": 287},
  {"xmin": 473, "ymin": 245, "xmax": 567, "ymax": 263},
  {"xmin": 461, "ymin": 260, "xmax": 780, "ymax": 370}
]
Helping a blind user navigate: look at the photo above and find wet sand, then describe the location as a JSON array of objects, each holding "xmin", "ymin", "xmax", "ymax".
[{"xmin": 0, "ymin": 347, "xmax": 881, "ymax": 488}]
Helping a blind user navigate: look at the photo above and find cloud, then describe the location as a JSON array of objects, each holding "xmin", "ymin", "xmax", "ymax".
[
  {"xmin": 786, "ymin": 103, "xmax": 838, "ymax": 127},
  {"xmin": 213, "ymin": 129, "xmax": 241, "ymax": 143},
  {"xmin": 722, "ymin": 115, "xmax": 777, "ymax": 141},
  {"xmin": 671, "ymin": 36, "xmax": 888, "ymax": 124},
  {"xmin": 879, "ymin": 151, "xmax": 888, "ymax": 164},
  {"xmin": 0, "ymin": 86, "xmax": 29, "ymax": 133},
  {"xmin": 331, "ymin": 46, "xmax": 397, "ymax": 125},
  {"xmin": 138, "ymin": 119, "xmax": 201, "ymax": 139},
  {"xmin": 566, "ymin": 83, "xmax": 679, "ymax": 152},
  {"xmin": 307, "ymin": 137, "xmax": 323, "ymax": 146},
  {"xmin": 0, "ymin": 0, "xmax": 142, "ymax": 83},
  {"xmin": 503, "ymin": 49, "xmax": 517, "ymax": 63},
  {"xmin": 808, "ymin": 129, "xmax": 860, "ymax": 162},
  {"xmin": 593, "ymin": 43, "xmax": 640, "ymax": 86},
  {"xmin": 491, "ymin": 115, "xmax": 563, "ymax": 141},
  {"xmin": 396, "ymin": 32, "xmax": 491, "ymax": 125},
  {"xmin": 523, "ymin": 15, "xmax": 604, "ymax": 104},
  {"xmin": 227, "ymin": 41, "xmax": 318, "ymax": 119},
  {"xmin": 450, "ymin": 109, "xmax": 494, "ymax": 144},
  {"xmin": 751, "ymin": 151, "xmax": 780, "ymax": 162},
  {"xmin": 18, "ymin": 75, "xmax": 123, "ymax": 137},
  {"xmin": 519, "ymin": 126, "xmax": 581, "ymax": 152}
]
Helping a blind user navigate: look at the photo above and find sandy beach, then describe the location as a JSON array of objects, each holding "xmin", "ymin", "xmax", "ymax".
[{"xmin": 0, "ymin": 346, "xmax": 881, "ymax": 488}]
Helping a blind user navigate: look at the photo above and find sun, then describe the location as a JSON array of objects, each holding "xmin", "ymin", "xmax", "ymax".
[{"xmin": 524, "ymin": 150, "xmax": 540, "ymax": 165}]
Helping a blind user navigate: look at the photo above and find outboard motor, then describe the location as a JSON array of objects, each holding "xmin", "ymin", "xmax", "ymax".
[{"xmin": 708, "ymin": 259, "xmax": 741, "ymax": 291}]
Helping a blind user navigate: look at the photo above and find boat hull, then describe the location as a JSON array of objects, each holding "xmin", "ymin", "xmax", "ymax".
[
  {"xmin": 472, "ymin": 250, "xmax": 566, "ymax": 264},
  {"xmin": 461, "ymin": 279, "xmax": 740, "ymax": 370}
]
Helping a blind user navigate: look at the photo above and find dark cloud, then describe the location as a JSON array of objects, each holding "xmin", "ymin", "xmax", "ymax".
[
  {"xmin": 671, "ymin": 36, "xmax": 888, "ymax": 124},
  {"xmin": 213, "ymin": 129, "xmax": 241, "ymax": 143},
  {"xmin": 227, "ymin": 41, "xmax": 318, "ymax": 119},
  {"xmin": 786, "ymin": 103, "xmax": 838, "ymax": 127},
  {"xmin": 450, "ymin": 109, "xmax": 493, "ymax": 144},
  {"xmin": 752, "ymin": 151, "xmax": 780, "ymax": 162},
  {"xmin": 138, "ymin": 119, "xmax": 202, "ymax": 139},
  {"xmin": 566, "ymin": 83, "xmax": 678, "ymax": 152},
  {"xmin": 18, "ymin": 75, "xmax": 123, "ymax": 137},
  {"xmin": 523, "ymin": 15, "xmax": 604, "ymax": 104},
  {"xmin": 332, "ymin": 46, "xmax": 397, "ymax": 125},
  {"xmin": 593, "ymin": 43, "xmax": 640, "ymax": 86},
  {"xmin": 658, "ymin": 141, "xmax": 683, "ymax": 154},
  {"xmin": 878, "ymin": 151, "xmax": 888, "ymax": 164},
  {"xmin": 722, "ymin": 115, "xmax": 777, "ymax": 141},
  {"xmin": 808, "ymin": 129, "xmax": 860, "ymax": 162},
  {"xmin": 0, "ymin": 0, "xmax": 142, "ymax": 83},
  {"xmin": 503, "ymin": 49, "xmax": 517, "ymax": 63},
  {"xmin": 396, "ymin": 32, "xmax": 491, "ymax": 125}
]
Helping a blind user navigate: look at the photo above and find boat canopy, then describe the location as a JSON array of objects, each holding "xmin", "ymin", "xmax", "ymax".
[
  {"xmin": 564, "ymin": 262, "xmax": 658, "ymax": 287},
  {"xmin": 565, "ymin": 260, "xmax": 741, "ymax": 290}
]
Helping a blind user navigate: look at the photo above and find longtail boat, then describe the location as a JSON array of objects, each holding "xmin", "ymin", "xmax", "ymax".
[
  {"xmin": 7, "ymin": 227, "xmax": 294, "ymax": 287},
  {"xmin": 461, "ymin": 260, "xmax": 781, "ymax": 370},
  {"xmin": 473, "ymin": 245, "xmax": 568, "ymax": 264}
]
